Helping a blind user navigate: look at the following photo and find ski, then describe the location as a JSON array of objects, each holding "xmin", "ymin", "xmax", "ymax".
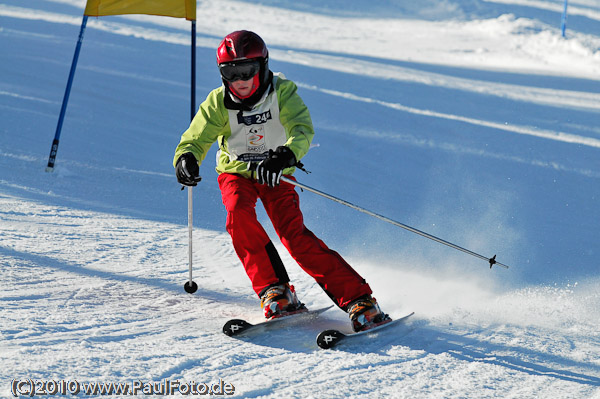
[
  {"xmin": 316, "ymin": 311, "xmax": 414, "ymax": 349},
  {"xmin": 223, "ymin": 305, "xmax": 333, "ymax": 337}
]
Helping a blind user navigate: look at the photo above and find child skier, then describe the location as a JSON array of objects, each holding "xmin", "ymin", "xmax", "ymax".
[{"xmin": 174, "ymin": 30, "xmax": 388, "ymax": 332}]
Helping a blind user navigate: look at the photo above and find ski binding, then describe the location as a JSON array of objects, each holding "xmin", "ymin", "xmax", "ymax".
[
  {"xmin": 223, "ymin": 305, "xmax": 333, "ymax": 337},
  {"xmin": 316, "ymin": 311, "xmax": 414, "ymax": 349}
]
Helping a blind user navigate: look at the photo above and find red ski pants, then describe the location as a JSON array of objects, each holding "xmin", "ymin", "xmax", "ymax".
[{"xmin": 218, "ymin": 173, "xmax": 372, "ymax": 310}]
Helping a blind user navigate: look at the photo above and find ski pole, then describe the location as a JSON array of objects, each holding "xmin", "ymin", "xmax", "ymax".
[
  {"xmin": 184, "ymin": 186, "xmax": 199, "ymax": 293},
  {"xmin": 280, "ymin": 176, "xmax": 509, "ymax": 270}
]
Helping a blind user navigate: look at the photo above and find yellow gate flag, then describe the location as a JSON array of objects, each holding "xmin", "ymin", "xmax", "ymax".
[{"xmin": 85, "ymin": 0, "xmax": 196, "ymax": 20}]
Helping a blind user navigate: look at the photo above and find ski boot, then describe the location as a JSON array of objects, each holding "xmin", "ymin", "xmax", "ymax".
[
  {"xmin": 347, "ymin": 295, "xmax": 390, "ymax": 332},
  {"xmin": 260, "ymin": 283, "xmax": 305, "ymax": 319}
]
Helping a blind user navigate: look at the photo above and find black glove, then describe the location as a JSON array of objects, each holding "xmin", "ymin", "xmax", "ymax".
[
  {"xmin": 256, "ymin": 146, "xmax": 296, "ymax": 187},
  {"xmin": 175, "ymin": 153, "xmax": 202, "ymax": 186}
]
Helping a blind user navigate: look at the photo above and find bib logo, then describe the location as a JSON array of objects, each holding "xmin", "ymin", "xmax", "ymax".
[
  {"xmin": 237, "ymin": 110, "xmax": 272, "ymax": 126},
  {"xmin": 246, "ymin": 126, "xmax": 266, "ymax": 153}
]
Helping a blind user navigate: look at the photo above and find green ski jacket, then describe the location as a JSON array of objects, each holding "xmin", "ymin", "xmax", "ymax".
[{"xmin": 174, "ymin": 73, "xmax": 314, "ymax": 179}]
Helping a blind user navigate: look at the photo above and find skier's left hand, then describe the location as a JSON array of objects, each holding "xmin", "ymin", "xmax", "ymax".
[{"xmin": 256, "ymin": 146, "xmax": 296, "ymax": 187}]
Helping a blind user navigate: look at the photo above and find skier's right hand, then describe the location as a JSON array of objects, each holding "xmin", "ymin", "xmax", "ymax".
[{"xmin": 175, "ymin": 153, "xmax": 202, "ymax": 186}]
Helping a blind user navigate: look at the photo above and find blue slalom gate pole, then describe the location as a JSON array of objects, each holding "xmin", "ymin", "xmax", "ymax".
[
  {"xmin": 561, "ymin": 0, "xmax": 569, "ymax": 38},
  {"xmin": 190, "ymin": 20, "xmax": 196, "ymax": 121},
  {"xmin": 46, "ymin": 15, "xmax": 88, "ymax": 172}
]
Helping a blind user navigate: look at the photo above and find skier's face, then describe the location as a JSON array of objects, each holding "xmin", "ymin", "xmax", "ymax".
[{"xmin": 230, "ymin": 78, "xmax": 255, "ymax": 98}]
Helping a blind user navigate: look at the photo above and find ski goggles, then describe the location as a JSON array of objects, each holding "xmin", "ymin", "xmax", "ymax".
[{"xmin": 219, "ymin": 60, "xmax": 261, "ymax": 82}]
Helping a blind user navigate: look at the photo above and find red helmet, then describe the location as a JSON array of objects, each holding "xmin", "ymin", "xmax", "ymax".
[
  {"xmin": 216, "ymin": 30, "xmax": 268, "ymax": 64},
  {"xmin": 216, "ymin": 31, "xmax": 270, "ymax": 101}
]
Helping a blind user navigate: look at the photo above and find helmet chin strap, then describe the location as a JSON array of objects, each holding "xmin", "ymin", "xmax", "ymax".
[{"xmin": 229, "ymin": 74, "xmax": 260, "ymax": 99}]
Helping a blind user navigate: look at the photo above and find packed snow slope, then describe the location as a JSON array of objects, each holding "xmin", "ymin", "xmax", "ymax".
[{"xmin": 1, "ymin": 0, "xmax": 599, "ymax": 397}]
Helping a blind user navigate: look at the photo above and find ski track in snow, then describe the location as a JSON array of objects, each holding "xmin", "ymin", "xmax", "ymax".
[
  {"xmin": 298, "ymin": 82, "xmax": 600, "ymax": 149},
  {"xmin": 2, "ymin": 193, "xmax": 600, "ymax": 398},
  {"xmin": 2, "ymin": 0, "xmax": 600, "ymax": 398}
]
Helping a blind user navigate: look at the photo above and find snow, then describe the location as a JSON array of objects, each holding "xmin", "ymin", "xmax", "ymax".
[{"xmin": 1, "ymin": 0, "xmax": 599, "ymax": 397}]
